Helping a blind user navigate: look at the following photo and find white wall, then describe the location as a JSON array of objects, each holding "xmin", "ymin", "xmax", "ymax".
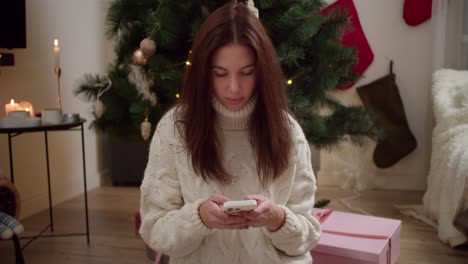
[
  {"xmin": 0, "ymin": 0, "xmax": 109, "ymax": 218},
  {"xmin": 318, "ymin": 0, "xmax": 461, "ymax": 190}
]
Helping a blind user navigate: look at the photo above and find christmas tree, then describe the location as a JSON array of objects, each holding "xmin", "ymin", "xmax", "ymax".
[{"xmin": 75, "ymin": 0, "xmax": 378, "ymax": 146}]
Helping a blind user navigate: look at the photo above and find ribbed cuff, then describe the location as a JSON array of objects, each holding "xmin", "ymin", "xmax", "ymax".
[
  {"xmin": 186, "ymin": 198, "xmax": 215, "ymax": 235},
  {"xmin": 262, "ymin": 206, "xmax": 302, "ymax": 239}
]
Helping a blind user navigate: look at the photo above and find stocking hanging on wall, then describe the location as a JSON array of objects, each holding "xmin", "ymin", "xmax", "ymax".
[
  {"xmin": 356, "ymin": 61, "xmax": 417, "ymax": 168},
  {"xmin": 403, "ymin": 0, "xmax": 432, "ymax": 26},
  {"xmin": 322, "ymin": 0, "xmax": 374, "ymax": 89}
]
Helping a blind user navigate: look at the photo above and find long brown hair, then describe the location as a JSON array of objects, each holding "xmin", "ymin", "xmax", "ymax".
[{"xmin": 179, "ymin": 2, "xmax": 292, "ymax": 186}]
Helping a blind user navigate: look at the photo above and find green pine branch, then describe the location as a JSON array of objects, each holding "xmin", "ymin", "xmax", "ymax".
[{"xmin": 75, "ymin": 0, "xmax": 379, "ymax": 146}]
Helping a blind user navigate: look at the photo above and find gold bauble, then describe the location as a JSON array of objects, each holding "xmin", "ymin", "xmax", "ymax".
[
  {"xmin": 141, "ymin": 118, "xmax": 152, "ymax": 141},
  {"xmin": 95, "ymin": 98, "xmax": 105, "ymax": 118}
]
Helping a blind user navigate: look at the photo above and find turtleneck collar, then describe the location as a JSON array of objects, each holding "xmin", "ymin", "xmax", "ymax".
[{"xmin": 212, "ymin": 96, "xmax": 256, "ymax": 130}]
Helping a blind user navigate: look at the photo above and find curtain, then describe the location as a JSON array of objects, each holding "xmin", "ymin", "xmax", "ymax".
[
  {"xmin": 462, "ymin": 1, "xmax": 468, "ymax": 69},
  {"xmin": 433, "ymin": 0, "xmax": 467, "ymax": 70},
  {"xmin": 432, "ymin": 0, "xmax": 448, "ymax": 70}
]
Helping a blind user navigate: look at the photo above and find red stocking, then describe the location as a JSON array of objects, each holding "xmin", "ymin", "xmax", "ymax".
[
  {"xmin": 403, "ymin": 0, "xmax": 432, "ymax": 26},
  {"xmin": 322, "ymin": 0, "xmax": 374, "ymax": 90}
]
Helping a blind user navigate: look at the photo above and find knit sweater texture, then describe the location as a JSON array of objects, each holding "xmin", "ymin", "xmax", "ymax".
[{"xmin": 139, "ymin": 97, "xmax": 321, "ymax": 264}]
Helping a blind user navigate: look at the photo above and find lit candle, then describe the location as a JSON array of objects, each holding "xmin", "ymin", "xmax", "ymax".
[
  {"xmin": 53, "ymin": 38, "xmax": 60, "ymax": 69},
  {"xmin": 4, "ymin": 99, "xmax": 35, "ymax": 117},
  {"xmin": 5, "ymin": 99, "xmax": 20, "ymax": 116},
  {"xmin": 19, "ymin": 101, "xmax": 35, "ymax": 117}
]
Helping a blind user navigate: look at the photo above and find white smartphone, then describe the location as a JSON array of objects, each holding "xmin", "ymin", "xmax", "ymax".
[{"xmin": 222, "ymin": 200, "xmax": 257, "ymax": 215}]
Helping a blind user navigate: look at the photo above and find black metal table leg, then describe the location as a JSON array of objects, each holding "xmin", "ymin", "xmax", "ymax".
[
  {"xmin": 13, "ymin": 235, "xmax": 25, "ymax": 264},
  {"xmin": 44, "ymin": 130, "xmax": 54, "ymax": 232},
  {"xmin": 8, "ymin": 132, "xmax": 14, "ymax": 183},
  {"xmin": 81, "ymin": 124, "xmax": 90, "ymax": 244}
]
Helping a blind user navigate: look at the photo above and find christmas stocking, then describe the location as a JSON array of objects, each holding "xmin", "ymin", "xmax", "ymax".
[
  {"xmin": 322, "ymin": 0, "xmax": 374, "ymax": 89},
  {"xmin": 356, "ymin": 61, "xmax": 417, "ymax": 168},
  {"xmin": 0, "ymin": 222, "xmax": 13, "ymax": 239},
  {"xmin": 0, "ymin": 211, "xmax": 24, "ymax": 235},
  {"xmin": 403, "ymin": 0, "xmax": 432, "ymax": 26}
]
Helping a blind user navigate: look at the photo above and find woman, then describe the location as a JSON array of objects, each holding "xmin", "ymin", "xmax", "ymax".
[{"xmin": 139, "ymin": 2, "xmax": 321, "ymax": 263}]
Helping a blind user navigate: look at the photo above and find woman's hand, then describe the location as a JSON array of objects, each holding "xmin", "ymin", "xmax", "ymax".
[
  {"xmin": 240, "ymin": 195, "xmax": 285, "ymax": 231},
  {"xmin": 199, "ymin": 195, "xmax": 249, "ymax": 230}
]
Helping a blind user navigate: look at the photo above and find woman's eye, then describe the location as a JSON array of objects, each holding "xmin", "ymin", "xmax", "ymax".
[
  {"xmin": 241, "ymin": 70, "xmax": 255, "ymax": 76},
  {"xmin": 214, "ymin": 72, "xmax": 227, "ymax": 77}
]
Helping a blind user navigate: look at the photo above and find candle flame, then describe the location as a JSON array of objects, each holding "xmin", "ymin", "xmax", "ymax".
[
  {"xmin": 10, "ymin": 99, "xmax": 14, "ymax": 105},
  {"xmin": 54, "ymin": 39, "xmax": 59, "ymax": 47}
]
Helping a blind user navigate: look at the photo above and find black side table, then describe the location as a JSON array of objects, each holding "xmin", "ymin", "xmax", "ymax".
[{"xmin": 0, "ymin": 119, "xmax": 90, "ymax": 250}]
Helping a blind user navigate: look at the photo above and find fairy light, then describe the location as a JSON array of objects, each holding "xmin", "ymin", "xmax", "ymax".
[
  {"xmin": 287, "ymin": 79, "xmax": 293, "ymax": 85},
  {"xmin": 176, "ymin": 93, "xmax": 180, "ymax": 99},
  {"xmin": 185, "ymin": 50, "xmax": 192, "ymax": 66}
]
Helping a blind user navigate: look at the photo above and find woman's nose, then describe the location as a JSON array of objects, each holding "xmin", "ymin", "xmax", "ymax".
[{"xmin": 228, "ymin": 76, "xmax": 240, "ymax": 94}]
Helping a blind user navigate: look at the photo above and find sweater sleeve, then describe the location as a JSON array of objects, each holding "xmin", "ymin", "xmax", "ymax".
[
  {"xmin": 262, "ymin": 131, "xmax": 322, "ymax": 256},
  {"xmin": 139, "ymin": 114, "xmax": 212, "ymax": 257}
]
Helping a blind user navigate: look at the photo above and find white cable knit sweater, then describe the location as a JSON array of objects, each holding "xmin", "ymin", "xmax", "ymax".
[{"xmin": 139, "ymin": 97, "xmax": 321, "ymax": 264}]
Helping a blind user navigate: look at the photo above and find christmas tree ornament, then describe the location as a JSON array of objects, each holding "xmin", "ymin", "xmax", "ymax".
[
  {"xmin": 247, "ymin": 0, "xmax": 259, "ymax": 18},
  {"xmin": 140, "ymin": 38, "xmax": 157, "ymax": 57},
  {"xmin": 132, "ymin": 49, "xmax": 147, "ymax": 65},
  {"xmin": 95, "ymin": 98, "xmax": 105, "ymax": 118},
  {"xmin": 141, "ymin": 108, "xmax": 152, "ymax": 141},
  {"xmin": 93, "ymin": 76, "xmax": 112, "ymax": 118},
  {"xmin": 356, "ymin": 61, "xmax": 417, "ymax": 168},
  {"xmin": 128, "ymin": 65, "xmax": 157, "ymax": 106},
  {"xmin": 322, "ymin": 0, "xmax": 374, "ymax": 89},
  {"xmin": 403, "ymin": 0, "xmax": 432, "ymax": 26}
]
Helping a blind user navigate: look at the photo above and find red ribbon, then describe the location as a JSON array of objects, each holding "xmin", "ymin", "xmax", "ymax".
[{"xmin": 314, "ymin": 209, "xmax": 392, "ymax": 264}]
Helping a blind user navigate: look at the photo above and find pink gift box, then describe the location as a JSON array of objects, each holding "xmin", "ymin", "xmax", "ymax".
[{"xmin": 311, "ymin": 208, "xmax": 401, "ymax": 264}]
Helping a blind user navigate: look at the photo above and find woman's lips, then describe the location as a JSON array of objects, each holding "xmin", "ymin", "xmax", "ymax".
[{"xmin": 226, "ymin": 98, "xmax": 243, "ymax": 105}]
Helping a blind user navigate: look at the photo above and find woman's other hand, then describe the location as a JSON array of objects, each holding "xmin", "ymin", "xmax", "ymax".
[
  {"xmin": 240, "ymin": 195, "xmax": 285, "ymax": 231},
  {"xmin": 199, "ymin": 195, "xmax": 249, "ymax": 229}
]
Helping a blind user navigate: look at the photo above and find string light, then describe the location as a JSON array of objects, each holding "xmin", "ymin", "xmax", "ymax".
[
  {"xmin": 184, "ymin": 50, "xmax": 192, "ymax": 66},
  {"xmin": 287, "ymin": 79, "xmax": 293, "ymax": 85},
  {"xmin": 176, "ymin": 93, "xmax": 180, "ymax": 99}
]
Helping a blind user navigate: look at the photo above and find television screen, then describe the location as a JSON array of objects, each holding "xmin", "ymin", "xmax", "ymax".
[{"xmin": 0, "ymin": 0, "xmax": 27, "ymax": 49}]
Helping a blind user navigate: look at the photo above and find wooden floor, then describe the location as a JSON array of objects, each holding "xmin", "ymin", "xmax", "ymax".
[{"xmin": 1, "ymin": 186, "xmax": 467, "ymax": 263}]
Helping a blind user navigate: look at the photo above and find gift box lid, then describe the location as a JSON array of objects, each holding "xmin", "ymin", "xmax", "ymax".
[{"xmin": 312, "ymin": 208, "xmax": 401, "ymax": 263}]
